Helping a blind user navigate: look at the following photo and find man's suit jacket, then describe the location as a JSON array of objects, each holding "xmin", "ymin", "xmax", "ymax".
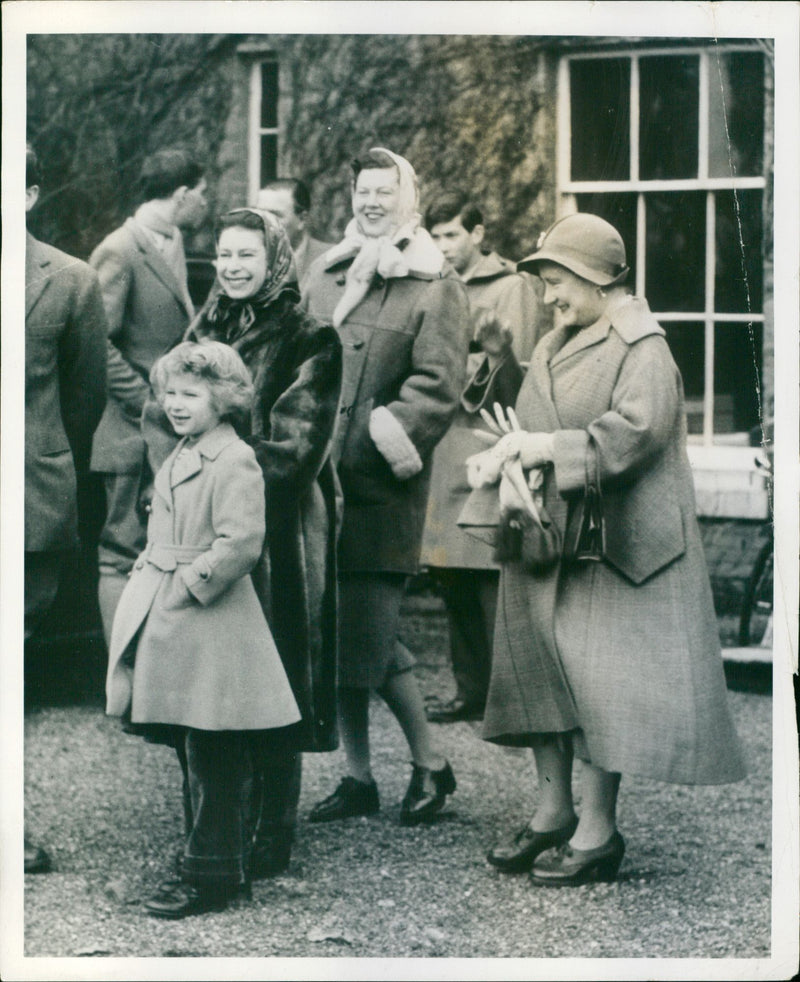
[
  {"xmin": 25, "ymin": 232, "xmax": 107, "ymax": 551},
  {"xmin": 89, "ymin": 218, "xmax": 193, "ymax": 474}
]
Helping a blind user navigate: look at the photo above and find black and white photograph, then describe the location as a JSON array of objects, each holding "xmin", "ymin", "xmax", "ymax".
[{"xmin": 2, "ymin": 2, "xmax": 798, "ymax": 979}]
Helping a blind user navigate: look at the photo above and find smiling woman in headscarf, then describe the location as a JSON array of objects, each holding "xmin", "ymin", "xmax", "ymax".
[
  {"xmin": 303, "ymin": 149, "xmax": 470, "ymax": 827},
  {"xmin": 142, "ymin": 207, "xmax": 343, "ymax": 899}
]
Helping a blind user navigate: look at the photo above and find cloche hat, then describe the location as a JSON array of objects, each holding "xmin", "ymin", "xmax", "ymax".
[{"xmin": 518, "ymin": 213, "xmax": 629, "ymax": 287}]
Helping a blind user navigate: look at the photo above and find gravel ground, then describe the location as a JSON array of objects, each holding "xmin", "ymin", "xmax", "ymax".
[{"xmin": 19, "ymin": 598, "xmax": 777, "ymax": 970}]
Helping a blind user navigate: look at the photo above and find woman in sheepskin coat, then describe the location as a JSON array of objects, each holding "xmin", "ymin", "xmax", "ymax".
[
  {"xmin": 303, "ymin": 148, "xmax": 470, "ymax": 827},
  {"xmin": 467, "ymin": 214, "xmax": 745, "ymax": 887},
  {"xmin": 142, "ymin": 208, "xmax": 342, "ymax": 881}
]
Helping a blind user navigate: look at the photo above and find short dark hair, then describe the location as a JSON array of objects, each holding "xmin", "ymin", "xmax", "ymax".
[
  {"xmin": 213, "ymin": 208, "xmax": 267, "ymax": 244},
  {"xmin": 139, "ymin": 149, "xmax": 203, "ymax": 201},
  {"xmin": 26, "ymin": 143, "xmax": 41, "ymax": 188},
  {"xmin": 350, "ymin": 150, "xmax": 398, "ymax": 184},
  {"xmin": 424, "ymin": 193, "xmax": 483, "ymax": 234},
  {"xmin": 262, "ymin": 178, "xmax": 311, "ymax": 215}
]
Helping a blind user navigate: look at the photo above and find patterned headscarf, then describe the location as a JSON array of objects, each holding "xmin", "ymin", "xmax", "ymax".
[
  {"xmin": 327, "ymin": 148, "xmax": 443, "ymax": 329},
  {"xmin": 203, "ymin": 208, "xmax": 297, "ymax": 340}
]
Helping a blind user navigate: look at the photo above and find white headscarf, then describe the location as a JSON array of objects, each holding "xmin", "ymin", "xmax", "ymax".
[{"xmin": 326, "ymin": 148, "xmax": 444, "ymax": 328}]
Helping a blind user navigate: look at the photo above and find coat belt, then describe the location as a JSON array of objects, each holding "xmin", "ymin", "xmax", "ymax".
[{"xmin": 140, "ymin": 542, "xmax": 208, "ymax": 572}]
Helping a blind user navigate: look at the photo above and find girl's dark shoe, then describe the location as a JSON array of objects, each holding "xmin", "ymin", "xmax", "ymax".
[
  {"xmin": 487, "ymin": 816, "xmax": 579, "ymax": 873},
  {"xmin": 308, "ymin": 776, "xmax": 380, "ymax": 823},
  {"xmin": 400, "ymin": 761, "xmax": 456, "ymax": 825},
  {"xmin": 145, "ymin": 880, "xmax": 231, "ymax": 919},
  {"xmin": 530, "ymin": 830, "xmax": 625, "ymax": 887},
  {"xmin": 250, "ymin": 825, "xmax": 293, "ymax": 879}
]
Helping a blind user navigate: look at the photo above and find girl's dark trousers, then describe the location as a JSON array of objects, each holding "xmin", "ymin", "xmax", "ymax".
[
  {"xmin": 174, "ymin": 729, "xmax": 254, "ymax": 895},
  {"xmin": 174, "ymin": 732, "xmax": 301, "ymax": 891}
]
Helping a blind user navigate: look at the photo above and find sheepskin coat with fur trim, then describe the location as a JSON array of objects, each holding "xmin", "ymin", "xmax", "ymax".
[{"xmin": 303, "ymin": 252, "xmax": 469, "ymax": 574}]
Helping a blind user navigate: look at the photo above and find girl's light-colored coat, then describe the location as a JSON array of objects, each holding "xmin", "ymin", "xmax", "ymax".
[
  {"xmin": 106, "ymin": 422, "xmax": 300, "ymax": 732},
  {"xmin": 484, "ymin": 297, "xmax": 745, "ymax": 785}
]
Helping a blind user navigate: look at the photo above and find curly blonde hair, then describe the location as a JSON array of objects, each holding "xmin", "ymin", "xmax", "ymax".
[{"xmin": 150, "ymin": 340, "xmax": 254, "ymax": 421}]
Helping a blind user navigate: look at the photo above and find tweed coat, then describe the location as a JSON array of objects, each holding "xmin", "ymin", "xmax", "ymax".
[
  {"xmin": 106, "ymin": 423, "xmax": 301, "ymax": 732},
  {"xmin": 25, "ymin": 233, "xmax": 108, "ymax": 552},
  {"xmin": 90, "ymin": 218, "xmax": 193, "ymax": 475},
  {"xmin": 483, "ymin": 296, "xmax": 745, "ymax": 785},
  {"xmin": 142, "ymin": 293, "xmax": 343, "ymax": 752},
  {"xmin": 303, "ymin": 251, "xmax": 470, "ymax": 573}
]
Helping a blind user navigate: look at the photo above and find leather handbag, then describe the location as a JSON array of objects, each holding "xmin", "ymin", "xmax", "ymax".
[
  {"xmin": 493, "ymin": 465, "xmax": 562, "ymax": 573},
  {"xmin": 562, "ymin": 440, "xmax": 605, "ymax": 563}
]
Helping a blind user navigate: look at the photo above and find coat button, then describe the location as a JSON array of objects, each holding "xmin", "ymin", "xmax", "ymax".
[
  {"xmin": 145, "ymin": 504, "xmax": 152, "ymax": 514},
  {"xmin": 135, "ymin": 561, "xmax": 144, "ymax": 570}
]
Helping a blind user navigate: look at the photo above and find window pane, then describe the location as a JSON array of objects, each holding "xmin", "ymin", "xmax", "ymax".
[
  {"xmin": 645, "ymin": 193, "xmax": 705, "ymax": 312},
  {"xmin": 639, "ymin": 55, "xmax": 699, "ymax": 179},
  {"xmin": 575, "ymin": 192, "xmax": 637, "ymax": 288},
  {"xmin": 715, "ymin": 189, "xmax": 763, "ymax": 314},
  {"xmin": 708, "ymin": 52, "xmax": 765, "ymax": 178},
  {"xmin": 662, "ymin": 322, "xmax": 705, "ymax": 434},
  {"xmin": 570, "ymin": 58, "xmax": 630, "ymax": 181},
  {"xmin": 260, "ymin": 60, "xmax": 279, "ymax": 129},
  {"xmin": 714, "ymin": 322, "xmax": 763, "ymax": 433},
  {"xmin": 260, "ymin": 135, "xmax": 277, "ymax": 185}
]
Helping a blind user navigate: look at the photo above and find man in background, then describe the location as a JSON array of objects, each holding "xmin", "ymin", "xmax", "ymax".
[
  {"xmin": 89, "ymin": 149, "xmax": 207, "ymax": 642},
  {"xmin": 24, "ymin": 144, "xmax": 108, "ymax": 871},
  {"xmin": 256, "ymin": 178, "xmax": 330, "ymax": 289},
  {"xmin": 420, "ymin": 192, "xmax": 549, "ymax": 723}
]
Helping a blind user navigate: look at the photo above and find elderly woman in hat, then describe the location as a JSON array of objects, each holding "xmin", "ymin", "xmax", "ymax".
[{"xmin": 467, "ymin": 213, "xmax": 745, "ymax": 885}]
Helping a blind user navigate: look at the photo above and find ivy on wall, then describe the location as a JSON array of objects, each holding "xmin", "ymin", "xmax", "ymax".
[{"xmin": 27, "ymin": 33, "xmax": 559, "ymax": 262}]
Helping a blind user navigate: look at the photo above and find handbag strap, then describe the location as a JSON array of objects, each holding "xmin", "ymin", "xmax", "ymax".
[{"xmin": 585, "ymin": 438, "xmax": 602, "ymax": 502}]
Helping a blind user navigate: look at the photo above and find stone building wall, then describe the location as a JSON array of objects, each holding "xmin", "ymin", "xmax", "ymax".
[{"xmin": 215, "ymin": 35, "xmax": 560, "ymax": 259}]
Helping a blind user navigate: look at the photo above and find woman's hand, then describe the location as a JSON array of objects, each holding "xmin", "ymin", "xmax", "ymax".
[
  {"xmin": 472, "ymin": 403, "xmax": 555, "ymax": 468},
  {"xmin": 494, "ymin": 431, "xmax": 555, "ymax": 469},
  {"xmin": 466, "ymin": 444, "xmax": 507, "ymax": 488}
]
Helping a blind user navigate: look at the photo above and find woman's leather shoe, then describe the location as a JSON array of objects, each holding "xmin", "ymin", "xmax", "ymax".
[
  {"xmin": 530, "ymin": 830, "xmax": 625, "ymax": 886},
  {"xmin": 308, "ymin": 777, "xmax": 380, "ymax": 823},
  {"xmin": 487, "ymin": 816, "xmax": 578, "ymax": 873},
  {"xmin": 426, "ymin": 697, "xmax": 484, "ymax": 723},
  {"xmin": 145, "ymin": 881, "xmax": 231, "ymax": 919},
  {"xmin": 400, "ymin": 761, "xmax": 456, "ymax": 825}
]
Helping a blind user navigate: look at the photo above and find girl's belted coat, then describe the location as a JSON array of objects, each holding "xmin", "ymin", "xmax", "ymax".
[
  {"xmin": 139, "ymin": 294, "xmax": 343, "ymax": 752},
  {"xmin": 106, "ymin": 424, "xmax": 300, "ymax": 732},
  {"xmin": 484, "ymin": 296, "xmax": 746, "ymax": 785}
]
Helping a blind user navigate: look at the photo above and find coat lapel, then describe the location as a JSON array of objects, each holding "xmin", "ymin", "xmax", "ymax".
[
  {"xmin": 548, "ymin": 317, "xmax": 612, "ymax": 369},
  {"xmin": 25, "ymin": 233, "xmax": 51, "ymax": 317},
  {"xmin": 156, "ymin": 423, "xmax": 239, "ymax": 494},
  {"xmin": 520, "ymin": 326, "xmax": 567, "ymax": 431},
  {"xmin": 126, "ymin": 219, "xmax": 189, "ymax": 314}
]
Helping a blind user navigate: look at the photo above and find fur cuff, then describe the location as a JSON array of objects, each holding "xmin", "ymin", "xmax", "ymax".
[{"xmin": 369, "ymin": 406, "xmax": 423, "ymax": 480}]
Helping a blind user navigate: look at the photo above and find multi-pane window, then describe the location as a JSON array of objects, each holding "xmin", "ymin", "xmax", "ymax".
[
  {"xmin": 248, "ymin": 58, "xmax": 279, "ymax": 201},
  {"xmin": 558, "ymin": 46, "xmax": 768, "ymax": 445}
]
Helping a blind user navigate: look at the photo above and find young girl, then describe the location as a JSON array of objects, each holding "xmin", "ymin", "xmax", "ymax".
[{"xmin": 106, "ymin": 339, "xmax": 300, "ymax": 919}]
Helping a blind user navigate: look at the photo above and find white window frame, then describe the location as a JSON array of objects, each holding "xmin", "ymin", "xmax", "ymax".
[
  {"xmin": 247, "ymin": 57, "xmax": 280, "ymax": 205},
  {"xmin": 557, "ymin": 45, "xmax": 767, "ymax": 449}
]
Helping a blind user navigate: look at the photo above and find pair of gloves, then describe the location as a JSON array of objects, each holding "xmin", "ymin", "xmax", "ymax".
[{"xmin": 466, "ymin": 404, "xmax": 555, "ymax": 520}]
